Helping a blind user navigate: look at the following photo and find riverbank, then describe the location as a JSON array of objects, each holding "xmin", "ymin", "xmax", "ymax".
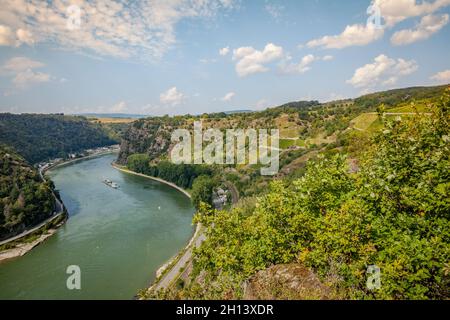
[
  {"xmin": 0, "ymin": 215, "xmax": 66, "ymax": 264},
  {"xmin": 0, "ymin": 149, "xmax": 118, "ymax": 262},
  {"xmin": 111, "ymin": 162, "xmax": 191, "ymax": 199},
  {"xmin": 111, "ymin": 162, "xmax": 204, "ymax": 297},
  {"xmin": 45, "ymin": 149, "xmax": 118, "ymax": 173}
]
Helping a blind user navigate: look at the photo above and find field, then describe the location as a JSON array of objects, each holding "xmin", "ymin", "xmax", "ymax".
[{"xmin": 88, "ymin": 117, "xmax": 136, "ymax": 124}]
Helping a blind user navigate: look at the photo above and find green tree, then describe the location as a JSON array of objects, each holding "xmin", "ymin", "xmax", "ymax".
[
  {"xmin": 127, "ymin": 154, "xmax": 150, "ymax": 173},
  {"xmin": 191, "ymin": 175, "xmax": 217, "ymax": 208}
]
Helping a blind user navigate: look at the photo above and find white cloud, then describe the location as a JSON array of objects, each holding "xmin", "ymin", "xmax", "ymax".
[
  {"xmin": 232, "ymin": 43, "xmax": 284, "ymax": 77},
  {"xmin": 0, "ymin": 25, "xmax": 36, "ymax": 47},
  {"xmin": 0, "ymin": 25, "xmax": 14, "ymax": 46},
  {"xmin": 160, "ymin": 87, "xmax": 185, "ymax": 106},
  {"xmin": 391, "ymin": 14, "xmax": 449, "ymax": 45},
  {"xmin": 280, "ymin": 54, "xmax": 317, "ymax": 74},
  {"xmin": 0, "ymin": 0, "xmax": 236, "ymax": 61},
  {"xmin": 279, "ymin": 54, "xmax": 333, "ymax": 74},
  {"xmin": 111, "ymin": 101, "xmax": 127, "ymax": 113},
  {"xmin": 0, "ymin": 57, "xmax": 50, "ymax": 90},
  {"xmin": 305, "ymin": 0, "xmax": 450, "ymax": 50},
  {"xmin": 16, "ymin": 28, "xmax": 34, "ymax": 45},
  {"xmin": 12, "ymin": 69, "xmax": 50, "ymax": 88},
  {"xmin": 265, "ymin": 4, "xmax": 284, "ymax": 20},
  {"xmin": 219, "ymin": 47, "xmax": 230, "ymax": 56},
  {"xmin": 307, "ymin": 24, "xmax": 384, "ymax": 49},
  {"xmin": 374, "ymin": 0, "xmax": 450, "ymax": 27},
  {"xmin": 347, "ymin": 54, "xmax": 418, "ymax": 89},
  {"xmin": 221, "ymin": 92, "xmax": 235, "ymax": 101},
  {"xmin": 430, "ymin": 69, "xmax": 450, "ymax": 83},
  {"xmin": 0, "ymin": 57, "xmax": 44, "ymax": 74}
]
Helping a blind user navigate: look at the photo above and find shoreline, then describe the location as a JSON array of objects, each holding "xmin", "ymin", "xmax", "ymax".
[
  {"xmin": 111, "ymin": 162, "xmax": 192, "ymax": 199},
  {"xmin": 45, "ymin": 150, "xmax": 118, "ymax": 174},
  {"xmin": 0, "ymin": 217, "xmax": 66, "ymax": 264},
  {"xmin": 111, "ymin": 162, "xmax": 201, "ymax": 295},
  {"xmin": 0, "ymin": 149, "xmax": 117, "ymax": 262}
]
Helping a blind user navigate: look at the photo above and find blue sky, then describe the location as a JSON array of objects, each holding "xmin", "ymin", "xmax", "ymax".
[{"xmin": 0, "ymin": 0, "xmax": 449, "ymax": 115}]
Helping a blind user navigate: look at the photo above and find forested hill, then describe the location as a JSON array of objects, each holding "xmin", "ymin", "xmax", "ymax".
[
  {"xmin": 118, "ymin": 84, "xmax": 448, "ymax": 167},
  {"xmin": 0, "ymin": 113, "xmax": 117, "ymax": 164},
  {"xmin": 0, "ymin": 145, "xmax": 56, "ymax": 240},
  {"xmin": 124, "ymin": 84, "xmax": 449, "ymax": 300}
]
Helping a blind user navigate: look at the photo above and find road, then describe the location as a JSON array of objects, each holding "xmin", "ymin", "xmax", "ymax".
[
  {"xmin": 150, "ymin": 181, "xmax": 240, "ymax": 293},
  {"xmin": 152, "ymin": 229, "xmax": 206, "ymax": 292},
  {"xmin": 0, "ymin": 168, "xmax": 64, "ymax": 246}
]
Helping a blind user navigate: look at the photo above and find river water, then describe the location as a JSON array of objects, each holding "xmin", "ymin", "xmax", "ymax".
[{"xmin": 0, "ymin": 153, "xmax": 195, "ymax": 299}]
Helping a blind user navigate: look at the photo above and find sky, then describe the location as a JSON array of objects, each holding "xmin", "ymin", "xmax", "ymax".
[{"xmin": 0, "ymin": 0, "xmax": 449, "ymax": 116}]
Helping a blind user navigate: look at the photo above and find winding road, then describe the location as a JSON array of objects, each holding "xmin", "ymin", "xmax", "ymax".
[{"xmin": 0, "ymin": 168, "xmax": 64, "ymax": 246}]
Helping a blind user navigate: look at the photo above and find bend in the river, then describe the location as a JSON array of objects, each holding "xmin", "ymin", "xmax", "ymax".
[{"xmin": 0, "ymin": 153, "xmax": 195, "ymax": 299}]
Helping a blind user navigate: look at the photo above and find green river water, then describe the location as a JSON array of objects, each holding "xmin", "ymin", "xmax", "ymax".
[{"xmin": 0, "ymin": 153, "xmax": 195, "ymax": 299}]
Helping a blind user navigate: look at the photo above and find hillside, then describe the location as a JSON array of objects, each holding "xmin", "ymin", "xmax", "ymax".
[
  {"xmin": 120, "ymin": 85, "xmax": 449, "ymax": 300},
  {"xmin": 0, "ymin": 113, "xmax": 117, "ymax": 164},
  {"xmin": 118, "ymin": 85, "xmax": 449, "ymax": 199},
  {"xmin": 0, "ymin": 145, "xmax": 56, "ymax": 241}
]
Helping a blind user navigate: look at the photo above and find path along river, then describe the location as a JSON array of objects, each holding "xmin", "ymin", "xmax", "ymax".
[{"xmin": 0, "ymin": 153, "xmax": 195, "ymax": 299}]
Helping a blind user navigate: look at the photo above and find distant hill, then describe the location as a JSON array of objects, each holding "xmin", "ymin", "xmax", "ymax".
[
  {"xmin": 0, "ymin": 145, "xmax": 56, "ymax": 240},
  {"xmin": 78, "ymin": 113, "xmax": 148, "ymax": 119},
  {"xmin": 0, "ymin": 113, "xmax": 117, "ymax": 164},
  {"xmin": 353, "ymin": 84, "xmax": 449, "ymax": 110},
  {"xmin": 223, "ymin": 110, "xmax": 253, "ymax": 115}
]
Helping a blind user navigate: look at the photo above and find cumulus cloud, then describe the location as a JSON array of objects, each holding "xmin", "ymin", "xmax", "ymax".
[
  {"xmin": 16, "ymin": 28, "xmax": 34, "ymax": 45},
  {"xmin": 0, "ymin": 25, "xmax": 15, "ymax": 46},
  {"xmin": 232, "ymin": 43, "xmax": 284, "ymax": 77},
  {"xmin": 307, "ymin": 24, "xmax": 384, "ymax": 49},
  {"xmin": 219, "ymin": 47, "xmax": 230, "ymax": 56},
  {"xmin": 391, "ymin": 14, "xmax": 449, "ymax": 45},
  {"xmin": 430, "ymin": 69, "xmax": 450, "ymax": 83},
  {"xmin": 160, "ymin": 87, "xmax": 185, "ymax": 106},
  {"xmin": 221, "ymin": 92, "xmax": 235, "ymax": 101},
  {"xmin": 374, "ymin": 0, "xmax": 450, "ymax": 27},
  {"xmin": 279, "ymin": 54, "xmax": 333, "ymax": 74},
  {"xmin": 12, "ymin": 69, "xmax": 50, "ymax": 88},
  {"xmin": 306, "ymin": 0, "xmax": 450, "ymax": 50},
  {"xmin": 347, "ymin": 54, "xmax": 418, "ymax": 89},
  {"xmin": 0, "ymin": 0, "xmax": 236, "ymax": 61},
  {"xmin": 0, "ymin": 57, "xmax": 50, "ymax": 90},
  {"xmin": 280, "ymin": 54, "xmax": 317, "ymax": 74}
]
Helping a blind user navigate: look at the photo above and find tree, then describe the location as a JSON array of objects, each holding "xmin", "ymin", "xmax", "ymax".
[
  {"xmin": 191, "ymin": 175, "xmax": 217, "ymax": 208},
  {"xmin": 127, "ymin": 154, "xmax": 150, "ymax": 173}
]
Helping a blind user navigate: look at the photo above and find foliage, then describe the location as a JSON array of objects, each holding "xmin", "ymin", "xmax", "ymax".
[
  {"xmin": 183, "ymin": 92, "xmax": 450, "ymax": 300},
  {"xmin": 191, "ymin": 175, "xmax": 219, "ymax": 209},
  {"xmin": 0, "ymin": 113, "xmax": 117, "ymax": 164},
  {"xmin": 0, "ymin": 145, "xmax": 56, "ymax": 240},
  {"xmin": 126, "ymin": 153, "xmax": 215, "ymax": 191}
]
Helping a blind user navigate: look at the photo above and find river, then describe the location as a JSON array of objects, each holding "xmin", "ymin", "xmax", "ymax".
[{"xmin": 0, "ymin": 153, "xmax": 195, "ymax": 299}]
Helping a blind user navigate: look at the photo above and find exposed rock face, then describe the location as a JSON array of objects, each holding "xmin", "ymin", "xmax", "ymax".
[
  {"xmin": 243, "ymin": 263, "xmax": 334, "ymax": 300},
  {"xmin": 117, "ymin": 118, "xmax": 174, "ymax": 164}
]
